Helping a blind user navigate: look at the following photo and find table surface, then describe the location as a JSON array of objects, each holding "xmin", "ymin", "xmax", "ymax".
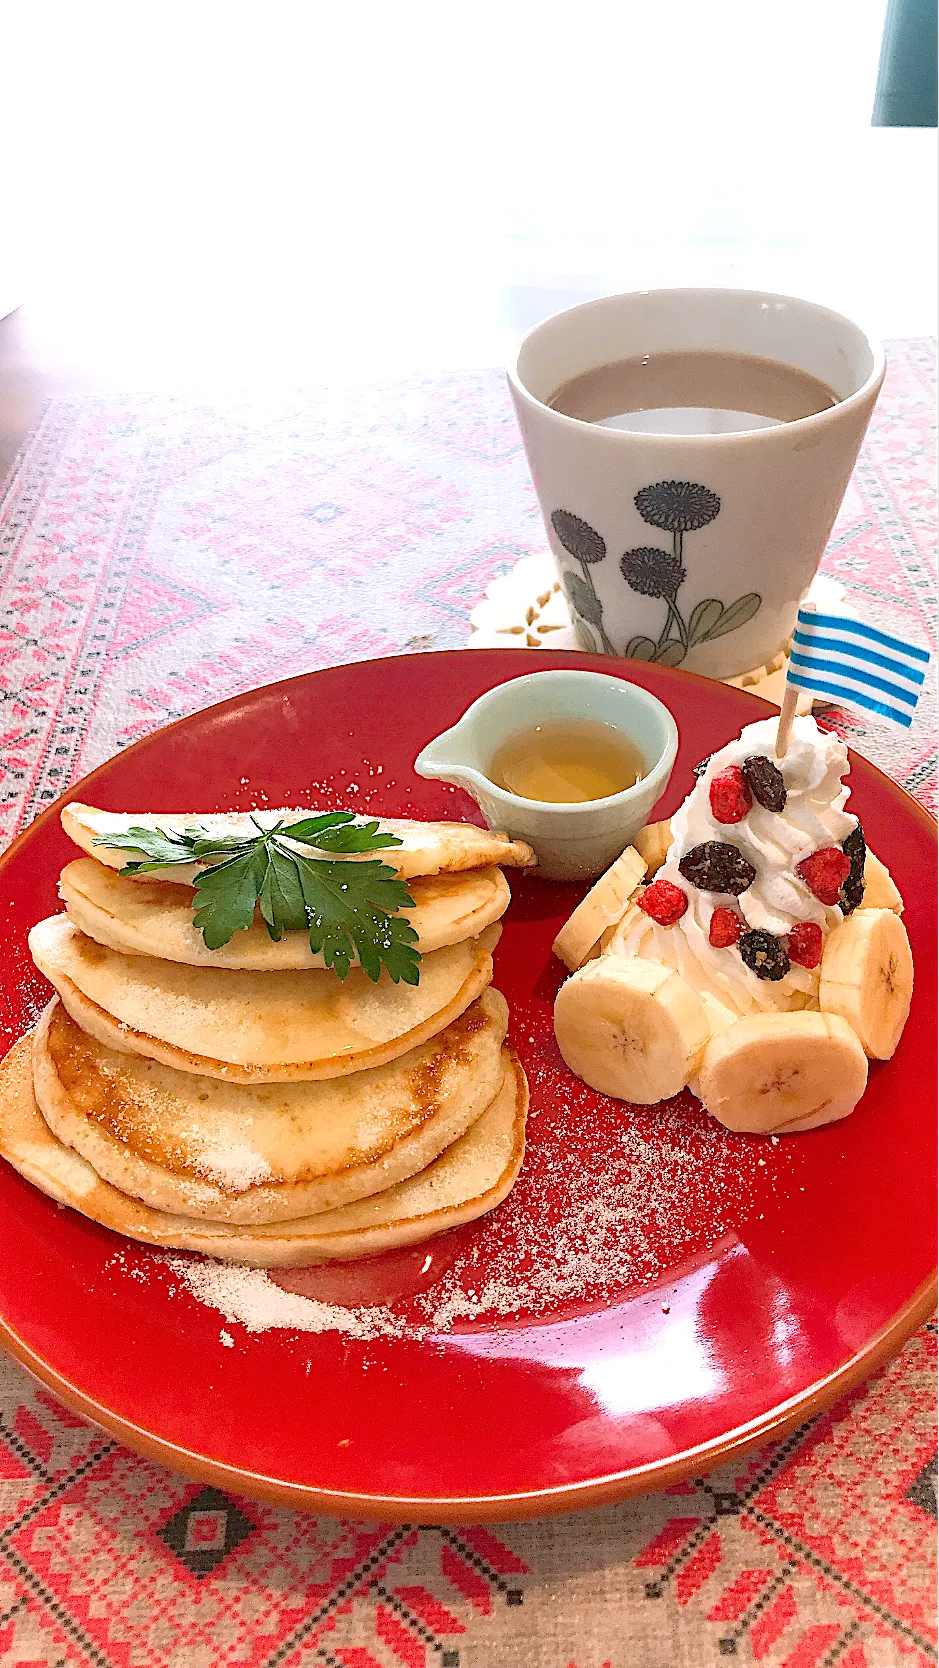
[{"xmin": 0, "ymin": 345, "xmax": 934, "ymax": 1667}]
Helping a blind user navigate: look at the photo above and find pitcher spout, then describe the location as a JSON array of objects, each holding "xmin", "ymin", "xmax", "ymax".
[{"xmin": 413, "ymin": 725, "xmax": 485, "ymax": 792}]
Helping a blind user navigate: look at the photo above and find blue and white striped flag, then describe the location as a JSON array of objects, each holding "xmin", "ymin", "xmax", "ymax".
[{"xmin": 786, "ymin": 604, "xmax": 929, "ymax": 729}]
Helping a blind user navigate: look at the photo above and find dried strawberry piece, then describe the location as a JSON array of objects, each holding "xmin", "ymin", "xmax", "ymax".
[
  {"xmin": 709, "ymin": 765, "xmax": 753, "ymax": 824},
  {"xmin": 637, "ymin": 878, "xmax": 688, "ymax": 926},
  {"xmin": 796, "ymin": 847, "xmax": 852, "ymax": 906},
  {"xmin": 709, "ymin": 908, "xmax": 745, "ymax": 947},
  {"xmin": 787, "ymin": 921, "xmax": 824, "ymax": 968}
]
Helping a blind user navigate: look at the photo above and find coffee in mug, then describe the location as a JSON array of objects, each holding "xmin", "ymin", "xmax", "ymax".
[{"xmin": 548, "ymin": 349, "xmax": 839, "ymax": 435}]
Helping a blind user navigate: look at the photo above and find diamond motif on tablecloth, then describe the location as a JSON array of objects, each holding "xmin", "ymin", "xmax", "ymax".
[
  {"xmin": 158, "ymin": 1485, "xmax": 255, "ymax": 1577},
  {"xmin": 303, "ymin": 501, "xmax": 347, "ymax": 522},
  {"xmin": 905, "ymin": 1454, "xmax": 938, "ymax": 1521},
  {"xmin": 712, "ymin": 1492, "xmax": 740, "ymax": 1517}
]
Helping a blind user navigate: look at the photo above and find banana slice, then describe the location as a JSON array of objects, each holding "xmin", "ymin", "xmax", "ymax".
[
  {"xmin": 633, "ymin": 819, "xmax": 673, "ymax": 876},
  {"xmin": 697, "ymin": 1011, "xmax": 868, "ymax": 1133},
  {"xmin": 818, "ymin": 907, "xmax": 913, "ymax": 1059},
  {"xmin": 552, "ymin": 846, "xmax": 647, "ymax": 971},
  {"xmin": 553, "ymin": 956, "xmax": 709, "ymax": 1103},
  {"xmin": 859, "ymin": 850, "xmax": 904, "ymax": 914}
]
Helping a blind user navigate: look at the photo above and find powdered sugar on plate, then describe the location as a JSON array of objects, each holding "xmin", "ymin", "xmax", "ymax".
[
  {"xmin": 165, "ymin": 1256, "xmax": 410, "ymax": 1341},
  {"xmin": 153, "ymin": 1006, "xmax": 797, "ymax": 1346}
]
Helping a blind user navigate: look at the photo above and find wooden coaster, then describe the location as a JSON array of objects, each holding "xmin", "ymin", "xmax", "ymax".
[{"xmin": 467, "ymin": 553, "xmax": 848, "ymax": 713}]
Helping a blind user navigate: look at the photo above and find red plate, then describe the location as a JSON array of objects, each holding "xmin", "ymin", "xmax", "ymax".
[{"xmin": 0, "ymin": 649, "xmax": 934, "ymax": 1521}]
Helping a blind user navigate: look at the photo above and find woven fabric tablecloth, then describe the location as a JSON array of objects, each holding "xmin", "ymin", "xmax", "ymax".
[{"xmin": 0, "ymin": 343, "xmax": 934, "ymax": 1668}]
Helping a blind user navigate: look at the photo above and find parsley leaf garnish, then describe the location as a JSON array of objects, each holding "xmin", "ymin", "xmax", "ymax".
[{"xmin": 93, "ymin": 814, "xmax": 421, "ymax": 984}]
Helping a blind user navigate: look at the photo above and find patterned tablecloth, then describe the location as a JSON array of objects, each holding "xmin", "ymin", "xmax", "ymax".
[{"xmin": 0, "ymin": 342, "xmax": 934, "ymax": 1668}]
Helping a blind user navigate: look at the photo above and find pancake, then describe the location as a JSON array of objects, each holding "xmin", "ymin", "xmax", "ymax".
[
  {"xmin": 61, "ymin": 803, "xmax": 535, "ymax": 884},
  {"xmin": 29, "ymin": 916, "xmax": 499, "ymax": 1082},
  {"xmin": 60, "ymin": 857, "xmax": 511, "ymax": 970},
  {"xmin": 0, "ymin": 1031, "xmax": 526, "ymax": 1265},
  {"xmin": 31, "ymin": 990, "xmax": 510, "ymax": 1222}
]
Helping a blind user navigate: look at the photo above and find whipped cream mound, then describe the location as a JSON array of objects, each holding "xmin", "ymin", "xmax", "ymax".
[{"xmin": 617, "ymin": 714, "xmax": 857, "ymax": 1024}]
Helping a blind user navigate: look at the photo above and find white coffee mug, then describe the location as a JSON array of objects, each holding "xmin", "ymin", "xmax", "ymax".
[{"xmin": 507, "ymin": 289, "xmax": 885, "ymax": 680}]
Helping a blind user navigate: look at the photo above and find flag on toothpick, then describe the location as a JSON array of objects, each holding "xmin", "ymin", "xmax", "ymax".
[{"xmin": 775, "ymin": 603, "xmax": 930, "ymax": 758}]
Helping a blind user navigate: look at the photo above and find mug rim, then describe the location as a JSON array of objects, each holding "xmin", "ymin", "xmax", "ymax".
[{"xmin": 507, "ymin": 286, "xmax": 886, "ymax": 445}]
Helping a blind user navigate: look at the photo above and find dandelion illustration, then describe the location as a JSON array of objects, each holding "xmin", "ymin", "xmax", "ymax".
[
  {"xmin": 550, "ymin": 509, "xmax": 615, "ymax": 653},
  {"xmin": 635, "ymin": 480, "xmax": 721, "ymax": 534},
  {"xmin": 620, "ymin": 544, "xmax": 689, "ymax": 654},
  {"xmin": 549, "ymin": 482, "xmax": 761, "ymax": 665},
  {"xmin": 550, "ymin": 510, "xmax": 607, "ymax": 565},
  {"xmin": 623, "ymin": 480, "xmax": 759, "ymax": 663},
  {"xmin": 620, "ymin": 546, "xmax": 686, "ymax": 599}
]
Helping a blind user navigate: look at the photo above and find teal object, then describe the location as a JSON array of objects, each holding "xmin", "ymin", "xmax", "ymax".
[{"xmin": 873, "ymin": 0, "xmax": 938, "ymax": 126}]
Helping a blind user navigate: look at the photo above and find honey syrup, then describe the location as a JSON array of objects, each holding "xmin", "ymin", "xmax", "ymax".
[{"xmin": 489, "ymin": 719, "xmax": 646, "ymax": 803}]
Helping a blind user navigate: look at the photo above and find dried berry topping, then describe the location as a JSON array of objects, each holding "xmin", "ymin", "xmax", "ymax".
[
  {"xmin": 787, "ymin": 921, "xmax": 824, "ymax": 969},
  {"xmin": 709, "ymin": 907, "xmax": 745, "ymax": 948},
  {"xmin": 692, "ymin": 754, "xmax": 712, "ymax": 779},
  {"xmin": 840, "ymin": 822, "xmax": 866, "ymax": 915},
  {"xmin": 637, "ymin": 877, "xmax": 689, "ymax": 927},
  {"xmin": 739, "ymin": 928, "xmax": 790, "ymax": 981},
  {"xmin": 679, "ymin": 841, "xmax": 757, "ymax": 895},
  {"xmin": 840, "ymin": 872, "xmax": 865, "ymax": 915},
  {"xmin": 797, "ymin": 846, "xmax": 852, "ymax": 906},
  {"xmin": 742, "ymin": 754, "xmax": 787, "ymax": 813},
  {"xmin": 843, "ymin": 823, "xmax": 866, "ymax": 869},
  {"xmin": 709, "ymin": 765, "xmax": 753, "ymax": 824}
]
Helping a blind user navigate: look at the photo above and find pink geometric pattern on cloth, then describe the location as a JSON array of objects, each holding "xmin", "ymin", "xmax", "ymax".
[{"xmin": 0, "ymin": 341, "xmax": 934, "ymax": 1666}]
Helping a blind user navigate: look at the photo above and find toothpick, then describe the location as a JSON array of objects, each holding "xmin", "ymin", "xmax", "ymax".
[{"xmin": 775, "ymin": 682, "xmax": 798, "ymax": 759}]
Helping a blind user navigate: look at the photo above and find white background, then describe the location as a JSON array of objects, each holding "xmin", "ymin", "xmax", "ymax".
[{"xmin": 1, "ymin": 1, "xmax": 935, "ymax": 380}]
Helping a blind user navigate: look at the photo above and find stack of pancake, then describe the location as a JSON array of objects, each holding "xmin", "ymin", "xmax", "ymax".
[{"xmin": 0, "ymin": 804, "xmax": 534, "ymax": 1267}]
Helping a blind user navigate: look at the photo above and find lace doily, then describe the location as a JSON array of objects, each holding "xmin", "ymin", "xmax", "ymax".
[{"xmin": 467, "ymin": 553, "xmax": 849, "ymax": 712}]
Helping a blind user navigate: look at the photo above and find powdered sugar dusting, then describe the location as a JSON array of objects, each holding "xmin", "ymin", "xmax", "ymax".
[
  {"xmin": 194, "ymin": 1142, "xmax": 271, "ymax": 1191},
  {"xmin": 153, "ymin": 1004, "xmax": 794, "ymax": 1345},
  {"xmin": 414, "ymin": 1025, "xmax": 785, "ymax": 1330},
  {"xmin": 165, "ymin": 1257, "xmax": 409, "ymax": 1341}
]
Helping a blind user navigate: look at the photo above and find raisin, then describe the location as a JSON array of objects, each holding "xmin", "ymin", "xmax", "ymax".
[
  {"xmin": 679, "ymin": 841, "xmax": 757, "ymax": 895},
  {"xmin": 692, "ymin": 754, "xmax": 712, "ymax": 779},
  {"xmin": 840, "ymin": 822, "xmax": 866, "ymax": 914},
  {"xmin": 742, "ymin": 754, "xmax": 787, "ymax": 813},
  {"xmin": 739, "ymin": 928, "xmax": 790, "ymax": 981},
  {"xmin": 843, "ymin": 823, "xmax": 866, "ymax": 871},
  {"xmin": 840, "ymin": 872, "xmax": 865, "ymax": 914}
]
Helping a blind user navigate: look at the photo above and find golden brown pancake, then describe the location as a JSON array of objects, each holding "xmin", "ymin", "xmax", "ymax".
[
  {"xmin": 59, "ymin": 857, "xmax": 511, "ymax": 969},
  {"xmin": 29, "ymin": 916, "xmax": 499, "ymax": 1082},
  {"xmin": 61, "ymin": 803, "xmax": 535, "ymax": 883},
  {"xmin": 0, "ymin": 1031, "xmax": 526, "ymax": 1266},
  {"xmin": 32, "ymin": 991, "xmax": 510, "ymax": 1222}
]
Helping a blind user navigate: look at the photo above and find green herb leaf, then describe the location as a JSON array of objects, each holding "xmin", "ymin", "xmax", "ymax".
[
  {"xmin": 281, "ymin": 814, "xmax": 402, "ymax": 852},
  {"xmin": 95, "ymin": 824, "xmax": 205, "ymax": 872},
  {"xmin": 296, "ymin": 856, "xmax": 419, "ymax": 983},
  {"xmin": 192, "ymin": 845, "xmax": 271, "ymax": 950},
  {"xmin": 94, "ymin": 814, "xmax": 420, "ymax": 982},
  {"xmin": 257, "ymin": 847, "xmax": 308, "ymax": 940}
]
